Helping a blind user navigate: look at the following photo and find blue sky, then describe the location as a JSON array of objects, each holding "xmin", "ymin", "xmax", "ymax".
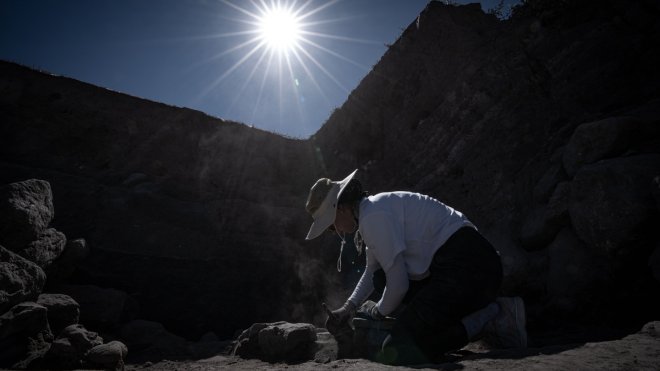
[{"xmin": 1, "ymin": 0, "xmax": 518, "ymax": 138}]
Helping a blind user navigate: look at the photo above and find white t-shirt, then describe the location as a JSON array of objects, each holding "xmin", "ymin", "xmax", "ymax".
[{"xmin": 347, "ymin": 191, "xmax": 475, "ymax": 315}]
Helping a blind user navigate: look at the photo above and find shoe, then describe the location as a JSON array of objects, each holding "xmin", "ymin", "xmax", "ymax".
[{"xmin": 483, "ymin": 296, "xmax": 528, "ymax": 348}]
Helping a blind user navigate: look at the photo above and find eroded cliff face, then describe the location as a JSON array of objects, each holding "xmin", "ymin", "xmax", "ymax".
[
  {"xmin": 313, "ymin": 0, "xmax": 660, "ymax": 329},
  {"xmin": 0, "ymin": 61, "xmax": 336, "ymax": 339},
  {"xmin": 1, "ymin": 0, "xmax": 659, "ymax": 341}
]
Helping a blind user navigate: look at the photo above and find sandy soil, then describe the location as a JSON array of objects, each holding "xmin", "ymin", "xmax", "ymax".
[{"xmin": 125, "ymin": 322, "xmax": 660, "ymax": 371}]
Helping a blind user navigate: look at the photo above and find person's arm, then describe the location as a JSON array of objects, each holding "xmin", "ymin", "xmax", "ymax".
[
  {"xmin": 376, "ymin": 253, "xmax": 408, "ymax": 316},
  {"xmin": 347, "ymin": 249, "xmax": 378, "ymax": 306}
]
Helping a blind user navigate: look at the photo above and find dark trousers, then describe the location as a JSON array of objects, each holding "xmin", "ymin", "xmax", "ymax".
[{"xmin": 373, "ymin": 227, "xmax": 502, "ymax": 365}]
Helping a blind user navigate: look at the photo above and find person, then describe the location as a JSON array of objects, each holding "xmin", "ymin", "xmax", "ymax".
[{"xmin": 305, "ymin": 169, "xmax": 527, "ymax": 364}]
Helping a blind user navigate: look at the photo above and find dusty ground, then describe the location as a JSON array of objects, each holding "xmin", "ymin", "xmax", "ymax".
[{"xmin": 125, "ymin": 322, "xmax": 660, "ymax": 370}]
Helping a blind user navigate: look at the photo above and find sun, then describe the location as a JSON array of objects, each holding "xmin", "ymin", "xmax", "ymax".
[
  {"xmin": 196, "ymin": 0, "xmax": 376, "ymax": 135},
  {"xmin": 257, "ymin": 6, "xmax": 301, "ymax": 54}
]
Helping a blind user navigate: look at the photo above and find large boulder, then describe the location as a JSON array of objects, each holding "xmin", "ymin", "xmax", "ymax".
[
  {"xmin": 0, "ymin": 302, "xmax": 52, "ymax": 368},
  {"xmin": 569, "ymin": 154, "xmax": 660, "ymax": 258},
  {"xmin": 37, "ymin": 293, "xmax": 80, "ymax": 336},
  {"xmin": 0, "ymin": 179, "xmax": 54, "ymax": 251},
  {"xmin": 233, "ymin": 322, "xmax": 317, "ymax": 363},
  {"xmin": 55, "ymin": 284, "xmax": 133, "ymax": 330},
  {"xmin": 20, "ymin": 228, "xmax": 67, "ymax": 269},
  {"xmin": 0, "ymin": 245, "xmax": 46, "ymax": 314},
  {"xmin": 563, "ymin": 117, "xmax": 641, "ymax": 177}
]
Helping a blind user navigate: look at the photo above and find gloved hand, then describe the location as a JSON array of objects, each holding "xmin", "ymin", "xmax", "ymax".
[
  {"xmin": 357, "ymin": 300, "xmax": 385, "ymax": 321},
  {"xmin": 323, "ymin": 301, "xmax": 356, "ymax": 333}
]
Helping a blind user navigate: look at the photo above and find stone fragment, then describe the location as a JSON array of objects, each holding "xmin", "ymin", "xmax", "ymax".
[
  {"xmin": 46, "ymin": 323, "xmax": 103, "ymax": 367},
  {"xmin": 86, "ymin": 340, "xmax": 128, "ymax": 371},
  {"xmin": 639, "ymin": 321, "xmax": 660, "ymax": 337},
  {"xmin": 0, "ymin": 179, "xmax": 54, "ymax": 251},
  {"xmin": 37, "ymin": 293, "xmax": 80, "ymax": 336},
  {"xmin": 0, "ymin": 245, "xmax": 46, "ymax": 314},
  {"xmin": 20, "ymin": 228, "xmax": 67, "ymax": 269},
  {"xmin": 313, "ymin": 329, "xmax": 338, "ymax": 364}
]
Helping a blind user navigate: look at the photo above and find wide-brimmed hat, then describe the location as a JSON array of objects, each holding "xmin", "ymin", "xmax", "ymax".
[{"xmin": 305, "ymin": 169, "xmax": 358, "ymax": 240}]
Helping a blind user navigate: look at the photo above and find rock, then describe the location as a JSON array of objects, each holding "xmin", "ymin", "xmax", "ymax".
[
  {"xmin": 563, "ymin": 117, "xmax": 640, "ymax": 177},
  {"xmin": 0, "ymin": 302, "xmax": 52, "ymax": 368},
  {"xmin": 313, "ymin": 329, "xmax": 338, "ymax": 364},
  {"xmin": 533, "ymin": 160, "xmax": 566, "ymax": 203},
  {"xmin": 46, "ymin": 323, "xmax": 103, "ymax": 367},
  {"xmin": 232, "ymin": 322, "xmax": 270, "ymax": 359},
  {"xmin": 0, "ymin": 179, "xmax": 54, "ymax": 251},
  {"xmin": 59, "ymin": 323, "xmax": 104, "ymax": 352},
  {"xmin": 37, "ymin": 293, "xmax": 80, "ymax": 336},
  {"xmin": 45, "ymin": 238, "xmax": 90, "ymax": 285},
  {"xmin": 639, "ymin": 321, "xmax": 660, "ymax": 337},
  {"xmin": 55, "ymin": 284, "xmax": 130, "ymax": 330},
  {"xmin": 0, "ymin": 245, "xmax": 46, "ymax": 314},
  {"xmin": 519, "ymin": 183, "xmax": 569, "ymax": 250},
  {"xmin": 119, "ymin": 320, "xmax": 189, "ymax": 362},
  {"xmin": 233, "ymin": 322, "xmax": 318, "ymax": 363},
  {"xmin": 569, "ymin": 155, "xmax": 660, "ymax": 257},
  {"xmin": 10, "ymin": 331, "xmax": 51, "ymax": 370},
  {"xmin": 86, "ymin": 340, "xmax": 128, "ymax": 371},
  {"xmin": 47, "ymin": 337, "xmax": 81, "ymax": 368},
  {"xmin": 20, "ymin": 228, "xmax": 67, "ymax": 269},
  {"xmin": 545, "ymin": 228, "xmax": 610, "ymax": 315},
  {"xmin": 257, "ymin": 322, "xmax": 317, "ymax": 362}
]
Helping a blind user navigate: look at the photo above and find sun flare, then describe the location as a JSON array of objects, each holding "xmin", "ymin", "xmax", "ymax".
[
  {"xmin": 258, "ymin": 6, "xmax": 301, "ymax": 53},
  {"xmin": 198, "ymin": 0, "xmax": 376, "ymax": 134}
]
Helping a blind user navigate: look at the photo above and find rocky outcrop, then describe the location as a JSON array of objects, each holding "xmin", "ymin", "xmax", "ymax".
[
  {"xmin": 0, "ymin": 179, "xmax": 129, "ymax": 369},
  {"xmin": 0, "ymin": 179, "xmax": 54, "ymax": 251},
  {"xmin": 312, "ymin": 0, "xmax": 660, "ymax": 325},
  {"xmin": 0, "ymin": 246, "xmax": 46, "ymax": 314}
]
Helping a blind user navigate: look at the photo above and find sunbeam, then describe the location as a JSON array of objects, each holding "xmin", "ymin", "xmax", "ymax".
[{"xmin": 192, "ymin": 0, "xmax": 381, "ymax": 136}]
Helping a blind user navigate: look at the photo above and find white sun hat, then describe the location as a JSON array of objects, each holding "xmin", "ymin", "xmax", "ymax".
[{"xmin": 305, "ymin": 169, "xmax": 358, "ymax": 240}]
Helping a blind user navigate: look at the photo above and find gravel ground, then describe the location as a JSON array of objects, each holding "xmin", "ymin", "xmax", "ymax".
[{"xmin": 125, "ymin": 322, "xmax": 660, "ymax": 371}]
